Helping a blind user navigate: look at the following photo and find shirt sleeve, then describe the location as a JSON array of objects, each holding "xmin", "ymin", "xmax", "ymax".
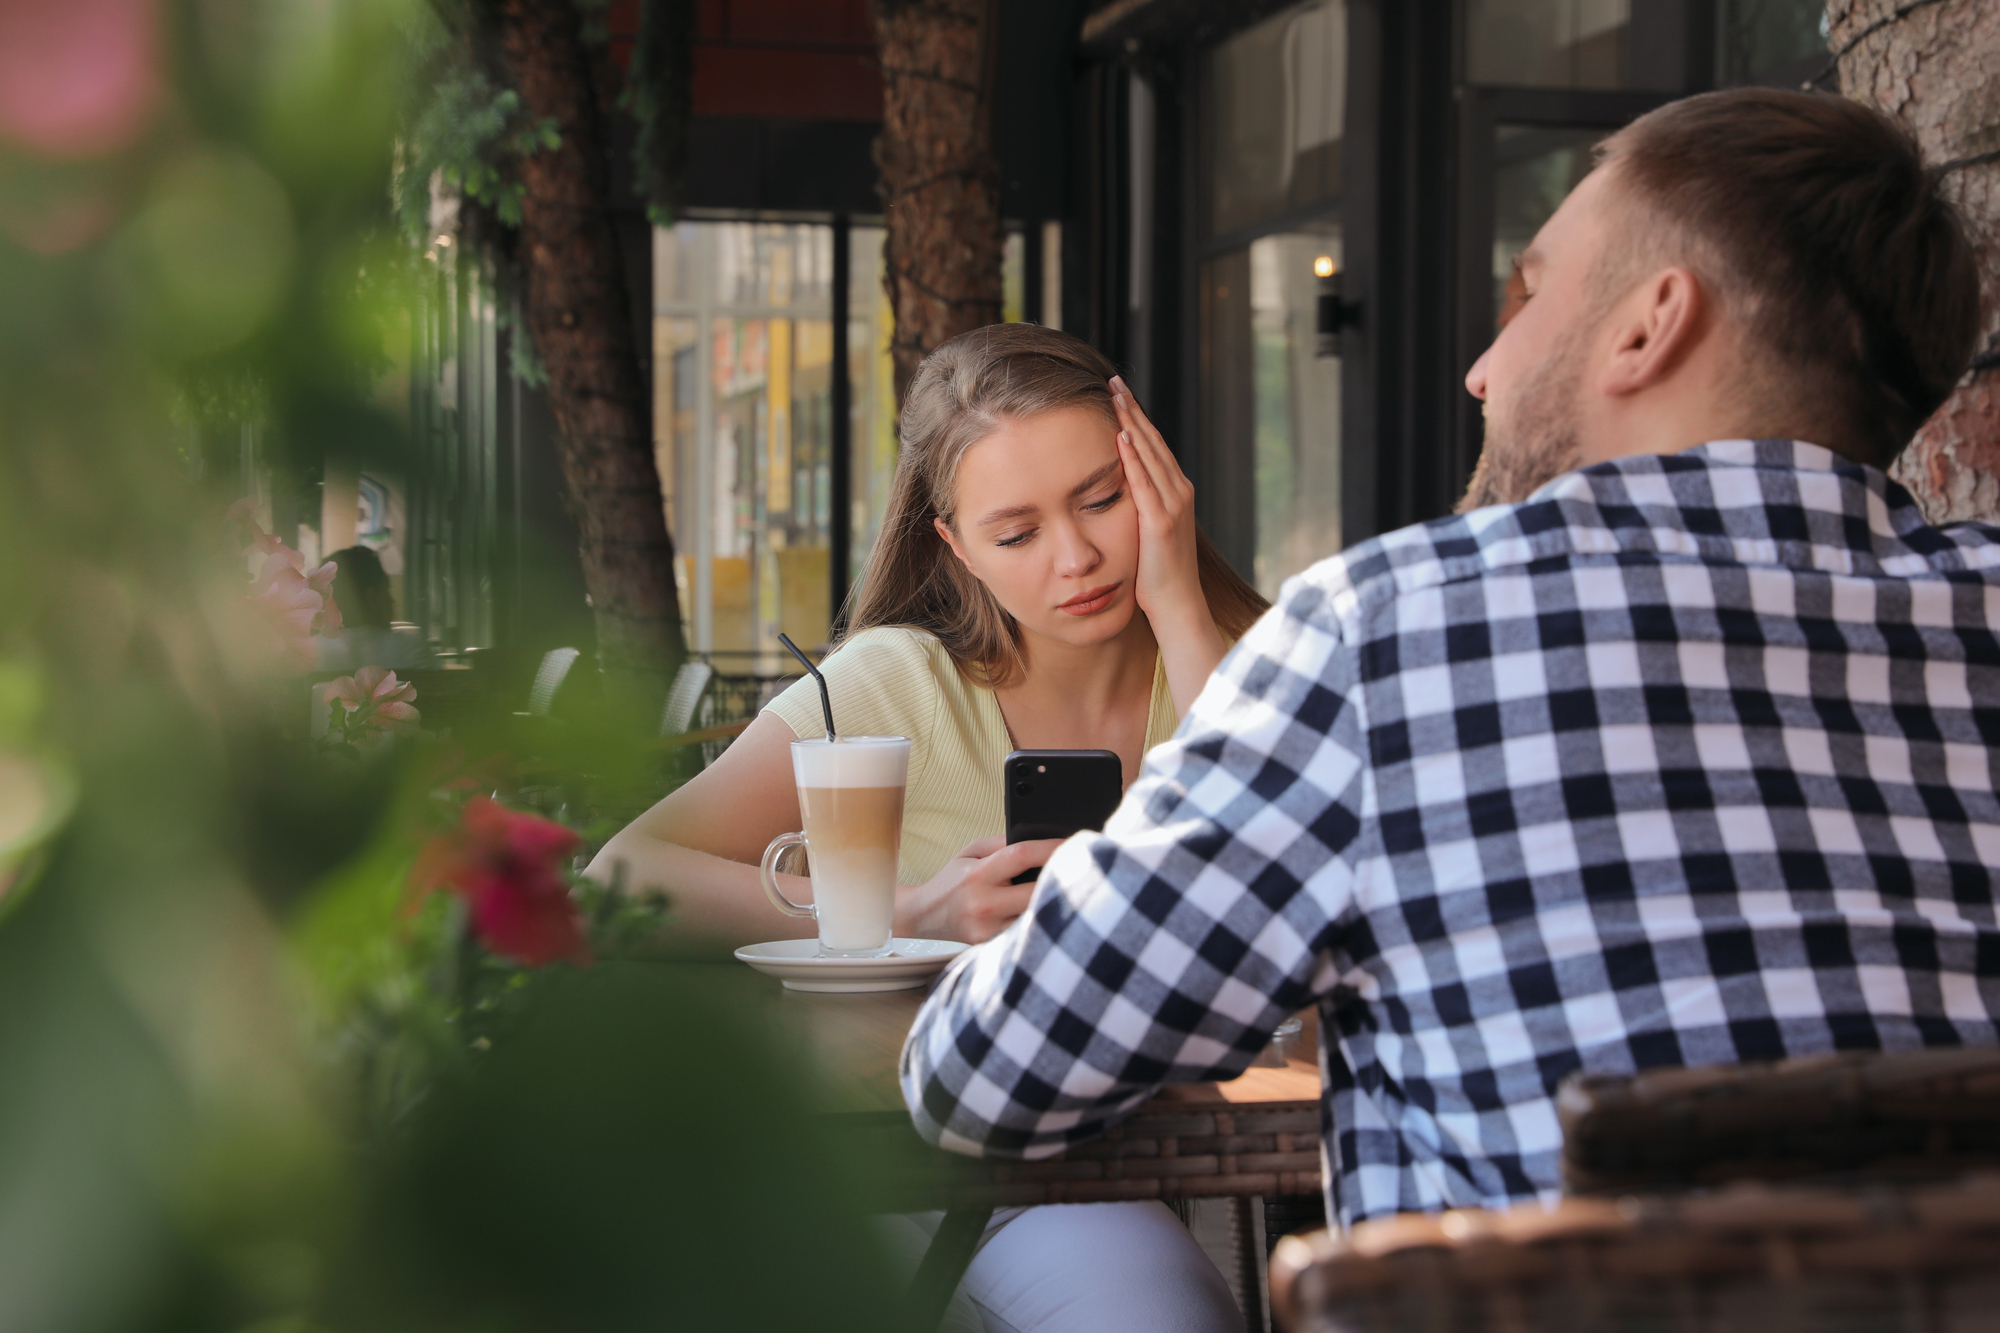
[{"xmin": 898, "ymin": 573, "xmax": 1375, "ymax": 1159}]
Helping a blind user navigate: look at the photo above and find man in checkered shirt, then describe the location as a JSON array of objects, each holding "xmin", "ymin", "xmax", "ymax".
[{"xmin": 901, "ymin": 87, "xmax": 1992, "ymax": 1226}]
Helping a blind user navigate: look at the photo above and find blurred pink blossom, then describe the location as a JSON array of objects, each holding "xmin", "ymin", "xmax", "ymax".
[
  {"xmin": 249, "ymin": 553, "xmax": 324, "ymax": 672},
  {"xmin": 305, "ymin": 561, "xmax": 343, "ymax": 636},
  {"xmin": 321, "ymin": 667, "xmax": 420, "ymax": 739},
  {"xmin": 0, "ymin": 0, "xmax": 161, "ymax": 159},
  {"xmin": 228, "ymin": 502, "xmax": 344, "ymax": 663}
]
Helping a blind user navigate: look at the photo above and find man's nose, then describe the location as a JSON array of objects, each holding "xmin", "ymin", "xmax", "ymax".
[{"xmin": 1465, "ymin": 348, "xmax": 1491, "ymax": 401}]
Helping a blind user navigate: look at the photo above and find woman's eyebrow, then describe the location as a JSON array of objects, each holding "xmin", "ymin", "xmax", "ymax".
[
  {"xmin": 975, "ymin": 500, "xmax": 1038, "ymax": 526},
  {"xmin": 1068, "ymin": 460, "xmax": 1122, "ymax": 499},
  {"xmin": 972, "ymin": 462, "xmax": 1124, "ymax": 528}
]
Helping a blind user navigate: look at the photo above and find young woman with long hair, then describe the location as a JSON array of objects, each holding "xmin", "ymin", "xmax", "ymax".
[{"xmin": 589, "ymin": 323, "xmax": 1266, "ymax": 1332}]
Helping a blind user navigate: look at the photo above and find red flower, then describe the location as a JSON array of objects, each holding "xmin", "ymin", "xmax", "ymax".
[{"xmin": 414, "ymin": 797, "xmax": 589, "ymax": 968}]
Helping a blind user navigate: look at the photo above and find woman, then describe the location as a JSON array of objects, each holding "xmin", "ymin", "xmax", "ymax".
[
  {"xmin": 590, "ymin": 324, "xmax": 1267, "ymax": 1333},
  {"xmin": 315, "ymin": 545, "xmax": 432, "ymax": 673}
]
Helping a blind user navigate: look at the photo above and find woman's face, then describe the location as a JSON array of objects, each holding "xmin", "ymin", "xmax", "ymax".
[{"xmin": 935, "ymin": 404, "xmax": 1140, "ymax": 651}]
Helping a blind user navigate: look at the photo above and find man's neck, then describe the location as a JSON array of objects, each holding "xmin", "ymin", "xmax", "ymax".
[{"xmin": 1576, "ymin": 335, "xmax": 1858, "ymax": 468}]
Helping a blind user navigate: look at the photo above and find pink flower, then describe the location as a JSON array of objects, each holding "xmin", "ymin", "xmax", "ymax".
[
  {"xmin": 305, "ymin": 560, "xmax": 343, "ymax": 636},
  {"xmin": 321, "ymin": 666, "xmax": 420, "ymax": 738},
  {"xmin": 0, "ymin": 0, "xmax": 161, "ymax": 159},
  {"xmin": 229, "ymin": 501, "xmax": 344, "ymax": 663},
  {"xmin": 413, "ymin": 797, "xmax": 589, "ymax": 968},
  {"xmin": 249, "ymin": 552, "xmax": 324, "ymax": 672}
]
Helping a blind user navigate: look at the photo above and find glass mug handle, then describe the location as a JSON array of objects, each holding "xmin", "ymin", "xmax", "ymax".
[{"xmin": 760, "ymin": 831, "xmax": 814, "ymax": 919}]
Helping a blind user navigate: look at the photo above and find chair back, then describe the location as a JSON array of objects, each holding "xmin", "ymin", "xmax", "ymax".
[
  {"xmin": 660, "ymin": 660, "xmax": 715, "ymax": 736},
  {"xmin": 1270, "ymin": 1176, "xmax": 2000, "ymax": 1333},
  {"xmin": 527, "ymin": 646, "xmax": 582, "ymax": 716},
  {"xmin": 1559, "ymin": 1047, "xmax": 2000, "ymax": 1195}
]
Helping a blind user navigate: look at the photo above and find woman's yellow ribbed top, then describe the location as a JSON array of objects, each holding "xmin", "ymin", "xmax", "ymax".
[{"xmin": 763, "ymin": 625, "xmax": 1179, "ymax": 886}]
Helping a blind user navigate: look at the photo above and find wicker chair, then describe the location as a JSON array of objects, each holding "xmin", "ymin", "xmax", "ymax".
[
  {"xmin": 526, "ymin": 646, "xmax": 582, "ymax": 716},
  {"xmin": 658, "ymin": 660, "xmax": 715, "ymax": 738},
  {"xmin": 1269, "ymin": 1176, "xmax": 2000, "ymax": 1333},
  {"xmin": 1558, "ymin": 1047, "xmax": 2000, "ymax": 1195},
  {"xmin": 1271, "ymin": 1048, "xmax": 2000, "ymax": 1332}
]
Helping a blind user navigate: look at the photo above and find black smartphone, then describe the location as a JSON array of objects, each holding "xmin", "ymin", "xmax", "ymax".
[{"xmin": 1003, "ymin": 749, "xmax": 1123, "ymax": 884}]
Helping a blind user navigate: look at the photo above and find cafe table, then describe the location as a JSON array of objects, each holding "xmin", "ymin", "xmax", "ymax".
[{"xmin": 760, "ymin": 978, "xmax": 1324, "ymax": 1330}]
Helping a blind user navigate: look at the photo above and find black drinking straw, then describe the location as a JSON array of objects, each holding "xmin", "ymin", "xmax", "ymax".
[{"xmin": 777, "ymin": 632, "xmax": 836, "ymax": 741}]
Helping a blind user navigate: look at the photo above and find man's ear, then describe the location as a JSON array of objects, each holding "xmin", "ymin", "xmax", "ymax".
[
  {"xmin": 934, "ymin": 516, "xmax": 972, "ymax": 568},
  {"xmin": 1598, "ymin": 266, "xmax": 1705, "ymax": 397}
]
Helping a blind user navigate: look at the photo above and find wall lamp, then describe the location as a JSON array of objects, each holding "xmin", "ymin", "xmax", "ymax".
[{"xmin": 1314, "ymin": 255, "xmax": 1360, "ymax": 357}]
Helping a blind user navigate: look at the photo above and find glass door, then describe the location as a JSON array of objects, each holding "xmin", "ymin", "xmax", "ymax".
[{"xmin": 1197, "ymin": 0, "xmax": 1347, "ymax": 595}]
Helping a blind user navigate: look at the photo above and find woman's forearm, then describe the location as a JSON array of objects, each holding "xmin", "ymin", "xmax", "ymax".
[
  {"xmin": 1150, "ymin": 603, "xmax": 1231, "ymax": 719},
  {"xmin": 585, "ymin": 831, "xmax": 815, "ymax": 948}
]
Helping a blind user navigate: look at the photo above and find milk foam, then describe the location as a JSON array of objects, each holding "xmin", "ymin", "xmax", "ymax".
[{"xmin": 790, "ymin": 736, "xmax": 910, "ymax": 788}]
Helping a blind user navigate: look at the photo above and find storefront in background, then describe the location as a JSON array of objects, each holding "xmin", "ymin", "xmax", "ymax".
[{"xmin": 390, "ymin": 0, "xmax": 1840, "ymax": 663}]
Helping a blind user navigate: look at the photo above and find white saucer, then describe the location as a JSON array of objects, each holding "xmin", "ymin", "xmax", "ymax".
[{"xmin": 734, "ymin": 938, "xmax": 969, "ymax": 992}]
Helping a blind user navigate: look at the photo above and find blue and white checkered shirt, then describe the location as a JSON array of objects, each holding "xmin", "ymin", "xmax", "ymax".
[{"xmin": 900, "ymin": 440, "xmax": 2000, "ymax": 1227}]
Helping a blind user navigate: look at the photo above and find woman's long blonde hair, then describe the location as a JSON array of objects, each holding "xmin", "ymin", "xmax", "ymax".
[{"xmin": 843, "ymin": 324, "xmax": 1268, "ymax": 687}]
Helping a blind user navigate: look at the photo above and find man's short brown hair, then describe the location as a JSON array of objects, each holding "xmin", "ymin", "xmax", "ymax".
[{"xmin": 1598, "ymin": 88, "xmax": 1979, "ymax": 468}]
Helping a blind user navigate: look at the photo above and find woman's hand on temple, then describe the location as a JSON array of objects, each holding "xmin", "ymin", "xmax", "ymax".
[
  {"xmin": 898, "ymin": 836, "xmax": 1063, "ymax": 944},
  {"xmin": 1112, "ymin": 376, "xmax": 1207, "ymax": 628},
  {"xmin": 1111, "ymin": 376, "xmax": 1230, "ymax": 716}
]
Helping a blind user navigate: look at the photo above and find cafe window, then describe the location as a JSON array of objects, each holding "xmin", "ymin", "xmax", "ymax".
[
  {"xmin": 1203, "ymin": 0, "xmax": 1344, "ymax": 239},
  {"xmin": 1491, "ymin": 126, "xmax": 1601, "ymax": 321},
  {"xmin": 1717, "ymin": 0, "xmax": 1828, "ymax": 85},
  {"xmin": 656, "ymin": 220, "xmax": 1026, "ymax": 663},
  {"xmin": 1199, "ymin": 0, "xmax": 1346, "ymax": 598},
  {"xmin": 1464, "ymin": 0, "xmax": 1685, "ymax": 91},
  {"xmin": 656, "ymin": 223, "xmax": 862, "ymax": 662}
]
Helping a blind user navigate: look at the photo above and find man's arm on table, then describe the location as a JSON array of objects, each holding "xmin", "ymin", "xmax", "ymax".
[{"xmin": 900, "ymin": 576, "xmax": 1373, "ymax": 1158}]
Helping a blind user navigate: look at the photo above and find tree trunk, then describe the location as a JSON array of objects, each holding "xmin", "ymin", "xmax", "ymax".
[
  {"xmin": 494, "ymin": 0, "xmax": 685, "ymax": 683},
  {"xmin": 1833, "ymin": 0, "xmax": 2000, "ymax": 522},
  {"xmin": 872, "ymin": 0, "xmax": 1004, "ymax": 405}
]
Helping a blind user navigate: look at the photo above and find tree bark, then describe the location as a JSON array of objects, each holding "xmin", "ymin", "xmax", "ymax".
[
  {"xmin": 494, "ymin": 0, "xmax": 685, "ymax": 682},
  {"xmin": 872, "ymin": 0, "xmax": 1004, "ymax": 406},
  {"xmin": 1833, "ymin": 0, "xmax": 2000, "ymax": 522}
]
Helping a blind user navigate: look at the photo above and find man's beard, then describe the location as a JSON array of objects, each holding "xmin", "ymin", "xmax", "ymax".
[{"xmin": 1456, "ymin": 325, "xmax": 1589, "ymax": 514}]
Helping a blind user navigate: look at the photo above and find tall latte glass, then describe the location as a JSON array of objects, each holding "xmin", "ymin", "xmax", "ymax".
[{"xmin": 760, "ymin": 736, "xmax": 910, "ymax": 957}]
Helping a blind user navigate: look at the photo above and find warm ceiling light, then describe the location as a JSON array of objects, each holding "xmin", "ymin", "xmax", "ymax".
[{"xmin": 1313, "ymin": 255, "xmax": 1336, "ymax": 278}]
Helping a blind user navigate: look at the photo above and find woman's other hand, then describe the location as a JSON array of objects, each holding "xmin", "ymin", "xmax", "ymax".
[
  {"xmin": 899, "ymin": 836, "xmax": 1063, "ymax": 944},
  {"xmin": 1110, "ymin": 376, "xmax": 1230, "ymax": 716}
]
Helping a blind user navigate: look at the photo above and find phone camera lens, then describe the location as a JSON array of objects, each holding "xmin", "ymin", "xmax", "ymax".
[{"xmin": 1014, "ymin": 782, "xmax": 1031, "ymax": 796}]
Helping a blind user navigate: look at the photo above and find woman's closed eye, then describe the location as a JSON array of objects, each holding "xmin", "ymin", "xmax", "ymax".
[{"xmin": 991, "ymin": 490, "xmax": 1123, "ymax": 546}]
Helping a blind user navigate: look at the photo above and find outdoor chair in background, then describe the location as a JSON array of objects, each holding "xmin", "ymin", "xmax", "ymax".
[
  {"xmin": 651, "ymin": 662, "xmax": 804, "ymax": 769},
  {"xmin": 659, "ymin": 660, "xmax": 715, "ymax": 738},
  {"xmin": 527, "ymin": 646, "xmax": 582, "ymax": 716}
]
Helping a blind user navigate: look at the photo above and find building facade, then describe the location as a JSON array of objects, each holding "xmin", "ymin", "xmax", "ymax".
[{"xmin": 398, "ymin": 0, "xmax": 1832, "ymax": 667}]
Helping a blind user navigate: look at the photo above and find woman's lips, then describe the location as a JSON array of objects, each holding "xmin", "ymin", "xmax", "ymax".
[{"xmin": 1058, "ymin": 583, "xmax": 1120, "ymax": 616}]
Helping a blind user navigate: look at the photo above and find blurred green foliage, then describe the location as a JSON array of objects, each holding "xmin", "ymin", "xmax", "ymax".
[{"xmin": 0, "ymin": 1, "xmax": 900, "ymax": 1328}]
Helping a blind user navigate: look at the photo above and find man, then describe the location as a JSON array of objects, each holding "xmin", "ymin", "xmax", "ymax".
[{"xmin": 900, "ymin": 87, "xmax": 1990, "ymax": 1227}]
